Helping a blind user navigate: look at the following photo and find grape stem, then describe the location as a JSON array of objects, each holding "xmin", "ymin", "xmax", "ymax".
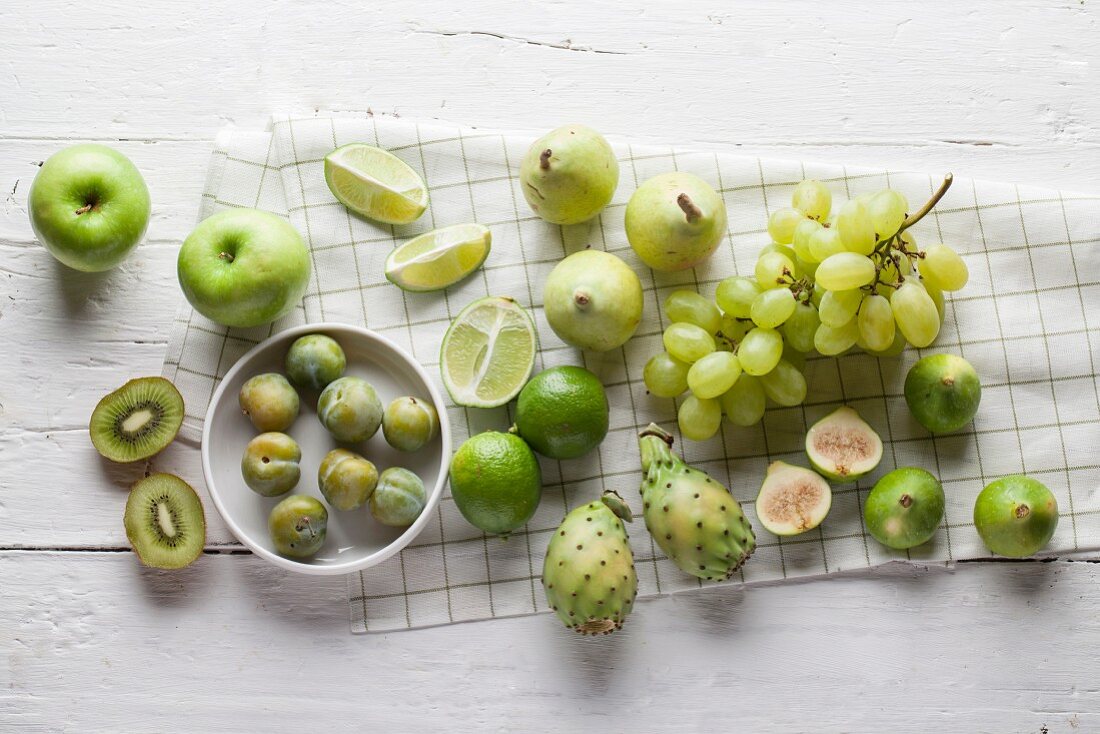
[
  {"xmin": 864, "ymin": 173, "xmax": 953, "ymax": 294},
  {"xmin": 899, "ymin": 173, "xmax": 953, "ymax": 234}
]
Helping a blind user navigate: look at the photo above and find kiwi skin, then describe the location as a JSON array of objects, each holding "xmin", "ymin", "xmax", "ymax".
[
  {"xmin": 124, "ymin": 473, "xmax": 206, "ymax": 570},
  {"xmin": 90, "ymin": 377, "xmax": 185, "ymax": 463}
]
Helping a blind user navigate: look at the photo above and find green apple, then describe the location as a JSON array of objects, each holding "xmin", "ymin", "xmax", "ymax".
[
  {"xmin": 177, "ymin": 208, "xmax": 311, "ymax": 328},
  {"xmin": 28, "ymin": 144, "xmax": 151, "ymax": 272}
]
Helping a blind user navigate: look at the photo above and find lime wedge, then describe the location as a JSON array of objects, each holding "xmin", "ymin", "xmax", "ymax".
[
  {"xmin": 441, "ymin": 296, "xmax": 537, "ymax": 408},
  {"xmin": 386, "ymin": 223, "xmax": 492, "ymax": 292},
  {"xmin": 324, "ymin": 143, "xmax": 428, "ymax": 224}
]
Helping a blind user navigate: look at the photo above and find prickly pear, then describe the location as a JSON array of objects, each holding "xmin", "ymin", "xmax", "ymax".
[
  {"xmin": 638, "ymin": 423, "xmax": 756, "ymax": 580},
  {"xmin": 542, "ymin": 491, "xmax": 638, "ymax": 635}
]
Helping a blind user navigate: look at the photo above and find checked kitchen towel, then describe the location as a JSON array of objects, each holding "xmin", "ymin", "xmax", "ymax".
[{"xmin": 163, "ymin": 112, "xmax": 1100, "ymax": 633}]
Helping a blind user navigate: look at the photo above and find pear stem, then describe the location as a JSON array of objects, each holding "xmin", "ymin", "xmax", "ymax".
[{"xmin": 677, "ymin": 193, "xmax": 702, "ymax": 223}]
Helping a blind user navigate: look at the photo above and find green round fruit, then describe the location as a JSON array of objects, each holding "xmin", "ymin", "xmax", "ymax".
[
  {"xmin": 318, "ymin": 448, "xmax": 378, "ymax": 511},
  {"xmin": 624, "ymin": 171, "xmax": 727, "ymax": 272},
  {"xmin": 974, "ymin": 475, "xmax": 1058, "ymax": 558},
  {"xmin": 513, "ymin": 366, "xmax": 609, "ymax": 460},
  {"xmin": 519, "ymin": 124, "xmax": 619, "ymax": 225},
  {"xmin": 317, "ymin": 376, "xmax": 383, "ymax": 443},
  {"xmin": 863, "ymin": 467, "xmax": 945, "ymax": 549},
  {"xmin": 370, "ymin": 467, "xmax": 428, "ymax": 527},
  {"xmin": 543, "ymin": 250, "xmax": 643, "ymax": 352},
  {"xmin": 285, "ymin": 334, "xmax": 346, "ymax": 391},
  {"xmin": 241, "ymin": 432, "xmax": 302, "ymax": 497},
  {"xmin": 382, "ymin": 396, "xmax": 438, "ymax": 452},
  {"xmin": 29, "ymin": 144, "xmax": 151, "ymax": 272},
  {"xmin": 449, "ymin": 431, "xmax": 542, "ymax": 536},
  {"xmin": 904, "ymin": 354, "xmax": 982, "ymax": 434},
  {"xmin": 238, "ymin": 373, "xmax": 299, "ymax": 432},
  {"xmin": 268, "ymin": 494, "xmax": 328, "ymax": 558}
]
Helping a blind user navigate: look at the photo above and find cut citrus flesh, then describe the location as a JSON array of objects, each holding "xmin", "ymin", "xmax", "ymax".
[
  {"xmin": 441, "ymin": 296, "xmax": 537, "ymax": 408},
  {"xmin": 385, "ymin": 223, "xmax": 491, "ymax": 292},
  {"xmin": 323, "ymin": 143, "xmax": 428, "ymax": 224}
]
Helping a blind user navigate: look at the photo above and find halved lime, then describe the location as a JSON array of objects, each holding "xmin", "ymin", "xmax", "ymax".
[
  {"xmin": 441, "ymin": 296, "xmax": 537, "ymax": 408},
  {"xmin": 323, "ymin": 143, "xmax": 428, "ymax": 225},
  {"xmin": 385, "ymin": 223, "xmax": 491, "ymax": 292}
]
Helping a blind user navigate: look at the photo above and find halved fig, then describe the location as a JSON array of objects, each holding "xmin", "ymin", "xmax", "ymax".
[
  {"xmin": 805, "ymin": 406, "xmax": 883, "ymax": 481},
  {"xmin": 755, "ymin": 461, "xmax": 832, "ymax": 536}
]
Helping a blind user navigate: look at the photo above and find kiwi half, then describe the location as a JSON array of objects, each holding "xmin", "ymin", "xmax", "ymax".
[
  {"xmin": 124, "ymin": 473, "xmax": 206, "ymax": 569},
  {"xmin": 90, "ymin": 377, "xmax": 184, "ymax": 462}
]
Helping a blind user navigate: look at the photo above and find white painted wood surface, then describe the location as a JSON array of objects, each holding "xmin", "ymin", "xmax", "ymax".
[{"xmin": 2, "ymin": 1, "xmax": 1098, "ymax": 730}]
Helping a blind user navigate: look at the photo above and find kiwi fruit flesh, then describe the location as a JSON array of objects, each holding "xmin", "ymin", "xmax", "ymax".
[
  {"xmin": 124, "ymin": 473, "xmax": 206, "ymax": 569},
  {"xmin": 90, "ymin": 377, "xmax": 185, "ymax": 462}
]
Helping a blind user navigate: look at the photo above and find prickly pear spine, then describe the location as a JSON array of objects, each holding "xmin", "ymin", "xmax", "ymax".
[
  {"xmin": 638, "ymin": 423, "xmax": 756, "ymax": 581},
  {"xmin": 542, "ymin": 491, "xmax": 638, "ymax": 635}
]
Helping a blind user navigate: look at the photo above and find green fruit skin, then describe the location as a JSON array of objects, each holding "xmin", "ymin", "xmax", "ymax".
[
  {"xmin": 449, "ymin": 431, "xmax": 542, "ymax": 536},
  {"xmin": 285, "ymin": 334, "xmax": 346, "ymax": 391},
  {"xmin": 241, "ymin": 432, "xmax": 302, "ymax": 497},
  {"xmin": 370, "ymin": 467, "xmax": 428, "ymax": 527},
  {"xmin": 520, "ymin": 125, "xmax": 619, "ymax": 225},
  {"xmin": 268, "ymin": 494, "xmax": 328, "ymax": 558},
  {"xmin": 514, "ymin": 366, "xmax": 609, "ymax": 460},
  {"xmin": 625, "ymin": 172, "xmax": 727, "ymax": 272},
  {"xmin": 904, "ymin": 354, "xmax": 982, "ymax": 434},
  {"xmin": 239, "ymin": 373, "xmax": 300, "ymax": 432},
  {"xmin": 543, "ymin": 250, "xmax": 644, "ymax": 352},
  {"xmin": 864, "ymin": 468, "xmax": 945, "ymax": 550},
  {"xmin": 974, "ymin": 475, "xmax": 1058, "ymax": 558},
  {"xmin": 382, "ymin": 397, "xmax": 439, "ymax": 452},
  {"xmin": 638, "ymin": 424, "xmax": 756, "ymax": 580},
  {"xmin": 317, "ymin": 376, "xmax": 383, "ymax": 443},
  {"xmin": 542, "ymin": 494, "xmax": 637, "ymax": 634},
  {"xmin": 29, "ymin": 144, "xmax": 151, "ymax": 272},
  {"xmin": 177, "ymin": 208, "xmax": 310, "ymax": 328},
  {"xmin": 318, "ymin": 448, "xmax": 378, "ymax": 511}
]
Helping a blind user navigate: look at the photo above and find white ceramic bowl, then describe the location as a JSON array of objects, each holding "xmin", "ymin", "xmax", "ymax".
[{"xmin": 201, "ymin": 322, "xmax": 450, "ymax": 575}]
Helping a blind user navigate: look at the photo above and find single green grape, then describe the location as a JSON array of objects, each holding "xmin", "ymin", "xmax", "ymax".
[
  {"xmin": 663, "ymin": 322, "xmax": 716, "ymax": 364},
  {"xmin": 868, "ymin": 189, "xmax": 908, "ymax": 240},
  {"xmin": 857, "ymin": 293, "xmax": 895, "ymax": 352},
  {"xmin": 808, "ymin": 226, "xmax": 844, "ymax": 262},
  {"xmin": 750, "ymin": 287, "xmax": 797, "ymax": 329},
  {"xmin": 814, "ymin": 319, "xmax": 859, "ymax": 356},
  {"xmin": 864, "ymin": 328, "xmax": 907, "ymax": 357},
  {"xmin": 920, "ymin": 244, "xmax": 969, "ymax": 291},
  {"xmin": 664, "ymin": 289, "xmax": 722, "ymax": 334},
  {"xmin": 738, "ymin": 327, "xmax": 784, "ymax": 376},
  {"xmin": 795, "ymin": 254, "xmax": 819, "ymax": 281},
  {"xmin": 678, "ymin": 394, "xmax": 722, "ymax": 441},
  {"xmin": 687, "ymin": 351, "xmax": 742, "ymax": 400},
  {"xmin": 891, "ymin": 281, "xmax": 940, "ymax": 347},
  {"xmin": 792, "ymin": 179, "xmax": 832, "ymax": 221},
  {"xmin": 715, "ymin": 276, "xmax": 761, "ymax": 319},
  {"xmin": 644, "ymin": 352, "xmax": 690, "ymax": 398},
  {"xmin": 782, "ymin": 341, "xmax": 807, "ymax": 371},
  {"xmin": 760, "ymin": 359, "xmax": 807, "ymax": 407},
  {"xmin": 818, "ymin": 288, "xmax": 863, "ymax": 328},
  {"xmin": 760, "ymin": 242, "xmax": 799, "ymax": 262},
  {"xmin": 781, "ymin": 301, "xmax": 820, "ymax": 353},
  {"xmin": 792, "ymin": 218, "xmax": 823, "ymax": 263},
  {"xmin": 924, "ymin": 279, "xmax": 947, "ymax": 324},
  {"xmin": 720, "ymin": 374, "xmax": 766, "ymax": 427},
  {"xmin": 755, "ymin": 251, "xmax": 795, "ymax": 290},
  {"xmin": 719, "ymin": 314, "xmax": 752, "ymax": 344},
  {"xmin": 815, "ymin": 252, "xmax": 877, "ymax": 291},
  {"xmin": 767, "ymin": 207, "xmax": 805, "ymax": 244},
  {"xmin": 836, "ymin": 199, "xmax": 877, "ymax": 256}
]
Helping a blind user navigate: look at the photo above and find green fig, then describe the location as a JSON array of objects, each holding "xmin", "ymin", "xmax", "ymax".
[
  {"xmin": 625, "ymin": 172, "xmax": 727, "ymax": 272},
  {"xmin": 520, "ymin": 125, "xmax": 619, "ymax": 225},
  {"xmin": 974, "ymin": 475, "xmax": 1058, "ymax": 558}
]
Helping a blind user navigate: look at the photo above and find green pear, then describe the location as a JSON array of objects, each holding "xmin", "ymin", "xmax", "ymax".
[
  {"xmin": 625, "ymin": 172, "xmax": 727, "ymax": 272},
  {"xmin": 520, "ymin": 125, "xmax": 618, "ymax": 225}
]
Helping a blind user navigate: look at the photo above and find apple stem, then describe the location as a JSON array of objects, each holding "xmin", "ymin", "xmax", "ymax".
[
  {"xmin": 540, "ymin": 149, "xmax": 552, "ymax": 171},
  {"xmin": 677, "ymin": 193, "xmax": 702, "ymax": 223},
  {"xmin": 74, "ymin": 204, "xmax": 93, "ymax": 216},
  {"xmin": 218, "ymin": 252, "xmax": 235, "ymax": 263}
]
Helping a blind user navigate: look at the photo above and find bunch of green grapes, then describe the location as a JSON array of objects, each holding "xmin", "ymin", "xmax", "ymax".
[{"xmin": 643, "ymin": 175, "xmax": 967, "ymax": 441}]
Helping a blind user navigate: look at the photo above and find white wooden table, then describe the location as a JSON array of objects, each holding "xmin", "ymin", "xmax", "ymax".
[{"xmin": 3, "ymin": 2, "xmax": 1099, "ymax": 730}]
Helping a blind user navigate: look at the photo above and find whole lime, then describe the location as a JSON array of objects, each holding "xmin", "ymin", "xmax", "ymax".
[
  {"xmin": 974, "ymin": 475, "xmax": 1058, "ymax": 558},
  {"xmin": 904, "ymin": 354, "xmax": 981, "ymax": 434},
  {"xmin": 514, "ymin": 366, "xmax": 609, "ymax": 460},
  {"xmin": 449, "ymin": 431, "xmax": 542, "ymax": 536},
  {"xmin": 863, "ymin": 467, "xmax": 945, "ymax": 550}
]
